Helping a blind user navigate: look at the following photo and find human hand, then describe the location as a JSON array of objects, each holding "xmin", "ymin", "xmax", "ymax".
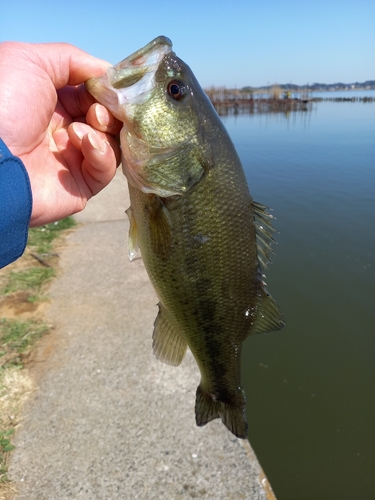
[{"xmin": 0, "ymin": 41, "xmax": 122, "ymax": 226}]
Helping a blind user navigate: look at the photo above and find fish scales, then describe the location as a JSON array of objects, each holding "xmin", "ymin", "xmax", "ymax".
[{"xmin": 86, "ymin": 36, "xmax": 284, "ymax": 439}]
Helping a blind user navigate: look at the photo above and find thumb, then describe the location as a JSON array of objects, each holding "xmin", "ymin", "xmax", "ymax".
[{"xmin": 26, "ymin": 42, "xmax": 111, "ymax": 88}]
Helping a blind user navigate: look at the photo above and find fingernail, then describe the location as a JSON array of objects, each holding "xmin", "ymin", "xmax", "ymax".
[
  {"xmin": 88, "ymin": 132, "xmax": 106, "ymax": 154},
  {"xmin": 96, "ymin": 105, "xmax": 115, "ymax": 127},
  {"xmin": 72, "ymin": 122, "xmax": 86, "ymax": 140}
]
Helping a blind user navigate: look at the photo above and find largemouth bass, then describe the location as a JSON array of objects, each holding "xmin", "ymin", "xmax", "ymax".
[{"xmin": 86, "ymin": 36, "xmax": 284, "ymax": 439}]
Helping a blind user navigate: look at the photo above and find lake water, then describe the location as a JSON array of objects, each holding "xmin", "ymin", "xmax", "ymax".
[{"xmin": 221, "ymin": 91, "xmax": 375, "ymax": 500}]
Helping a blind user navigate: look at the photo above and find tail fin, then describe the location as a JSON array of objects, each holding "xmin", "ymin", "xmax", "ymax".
[{"xmin": 195, "ymin": 385, "xmax": 248, "ymax": 439}]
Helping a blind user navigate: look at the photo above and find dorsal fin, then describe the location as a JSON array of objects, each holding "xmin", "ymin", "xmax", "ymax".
[
  {"xmin": 251, "ymin": 287, "xmax": 285, "ymax": 335},
  {"xmin": 250, "ymin": 201, "xmax": 285, "ymax": 335},
  {"xmin": 252, "ymin": 201, "xmax": 278, "ymax": 272}
]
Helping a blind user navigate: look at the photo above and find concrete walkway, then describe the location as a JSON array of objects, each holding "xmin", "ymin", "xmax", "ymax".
[{"xmin": 9, "ymin": 170, "xmax": 276, "ymax": 500}]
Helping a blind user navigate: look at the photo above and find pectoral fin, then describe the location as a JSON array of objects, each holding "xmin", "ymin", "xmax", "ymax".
[
  {"xmin": 153, "ymin": 303, "xmax": 187, "ymax": 366},
  {"xmin": 145, "ymin": 195, "xmax": 173, "ymax": 260}
]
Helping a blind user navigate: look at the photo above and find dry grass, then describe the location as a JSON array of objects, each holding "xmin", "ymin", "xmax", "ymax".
[
  {"xmin": 0, "ymin": 217, "xmax": 76, "ymax": 496},
  {"xmin": 0, "ymin": 368, "xmax": 35, "ymax": 486}
]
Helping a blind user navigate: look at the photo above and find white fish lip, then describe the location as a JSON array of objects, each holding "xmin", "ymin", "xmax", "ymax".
[
  {"xmin": 111, "ymin": 35, "xmax": 172, "ymax": 84},
  {"xmin": 85, "ymin": 36, "xmax": 173, "ymax": 120}
]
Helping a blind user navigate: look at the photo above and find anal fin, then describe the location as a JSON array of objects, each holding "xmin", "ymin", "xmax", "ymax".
[{"xmin": 153, "ymin": 303, "xmax": 187, "ymax": 366}]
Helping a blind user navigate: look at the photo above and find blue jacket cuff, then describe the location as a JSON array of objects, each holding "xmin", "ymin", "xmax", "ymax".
[{"xmin": 0, "ymin": 138, "xmax": 33, "ymax": 268}]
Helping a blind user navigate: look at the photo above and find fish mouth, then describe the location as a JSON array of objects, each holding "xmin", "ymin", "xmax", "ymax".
[
  {"xmin": 85, "ymin": 36, "xmax": 173, "ymax": 120},
  {"xmin": 111, "ymin": 36, "xmax": 172, "ymax": 89}
]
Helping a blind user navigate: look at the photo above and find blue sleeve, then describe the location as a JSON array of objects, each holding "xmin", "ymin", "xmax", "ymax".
[{"xmin": 0, "ymin": 138, "xmax": 33, "ymax": 269}]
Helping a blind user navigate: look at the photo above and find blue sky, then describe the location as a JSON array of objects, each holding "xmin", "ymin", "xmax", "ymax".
[{"xmin": 1, "ymin": 0, "xmax": 374, "ymax": 88}]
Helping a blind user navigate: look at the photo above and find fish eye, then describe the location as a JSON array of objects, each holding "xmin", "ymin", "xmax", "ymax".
[{"xmin": 167, "ymin": 80, "xmax": 186, "ymax": 101}]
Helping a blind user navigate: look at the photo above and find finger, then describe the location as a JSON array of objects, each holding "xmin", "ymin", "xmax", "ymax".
[
  {"xmin": 68, "ymin": 122, "xmax": 121, "ymax": 165},
  {"xmin": 69, "ymin": 122, "xmax": 95, "ymax": 150},
  {"xmin": 86, "ymin": 103, "xmax": 122, "ymax": 135},
  {"xmin": 57, "ymin": 84, "xmax": 97, "ymax": 118},
  {"xmin": 80, "ymin": 133, "xmax": 118, "ymax": 196}
]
